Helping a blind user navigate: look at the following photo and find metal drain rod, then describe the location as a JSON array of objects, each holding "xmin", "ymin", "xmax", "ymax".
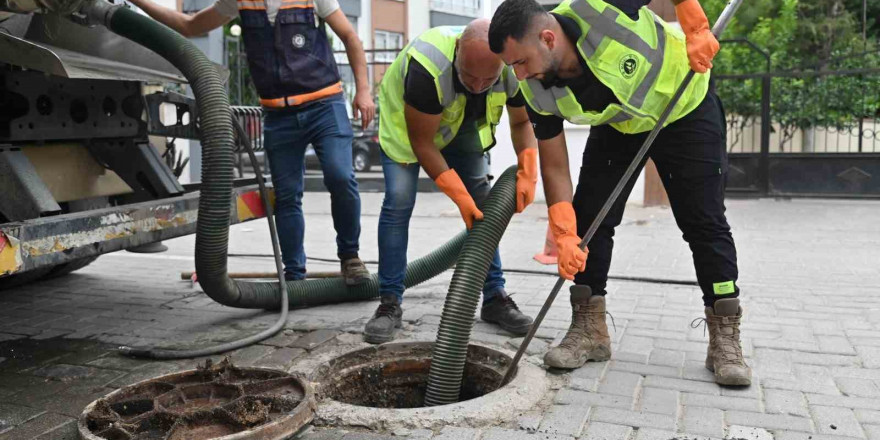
[{"xmin": 502, "ymin": 0, "xmax": 744, "ymax": 385}]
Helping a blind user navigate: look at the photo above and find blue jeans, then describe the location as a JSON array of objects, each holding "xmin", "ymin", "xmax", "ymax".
[
  {"xmin": 263, "ymin": 95, "xmax": 361, "ymax": 280},
  {"xmin": 377, "ymin": 129, "xmax": 506, "ymax": 304}
]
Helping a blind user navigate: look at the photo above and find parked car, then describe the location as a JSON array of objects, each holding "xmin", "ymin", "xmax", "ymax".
[{"xmin": 305, "ymin": 125, "xmax": 381, "ymax": 172}]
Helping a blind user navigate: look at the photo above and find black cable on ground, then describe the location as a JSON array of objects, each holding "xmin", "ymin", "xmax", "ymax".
[{"xmin": 230, "ymin": 253, "xmax": 698, "ymax": 287}]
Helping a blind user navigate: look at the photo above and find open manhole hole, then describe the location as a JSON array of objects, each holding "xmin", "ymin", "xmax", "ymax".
[
  {"xmin": 78, "ymin": 359, "xmax": 314, "ymax": 440},
  {"xmin": 311, "ymin": 342, "xmax": 549, "ymax": 430}
]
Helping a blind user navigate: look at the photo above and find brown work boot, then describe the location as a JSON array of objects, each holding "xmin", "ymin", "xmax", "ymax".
[
  {"xmin": 703, "ymin": 298, "xmax": 752, "ymax": 386},
  {"xmin": 341, "ymin": 257, "xmax": 370, "ymax": 286},
  {"xmin": 544, "ymin": 285, "xmax": 611, "ymax": 369}
]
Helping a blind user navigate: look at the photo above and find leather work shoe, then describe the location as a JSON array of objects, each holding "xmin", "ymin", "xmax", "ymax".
[
  {"xmin": 544, "ymin": 285, "xmax": 611, "ymax": 369},
  {"xmin": 700, "ymin": 297, "xmax": 752, "ymax": 386},
  {"xmin": 364, "ymin": 296, "xmax": 403, "ymax": 344},
  {"xmin": 480, "ymin": 293, "xmax": 533, "ymax": 336},
  {"xmin": 341, "ymin": 257, "xmax": 370, "ymax": 286}
]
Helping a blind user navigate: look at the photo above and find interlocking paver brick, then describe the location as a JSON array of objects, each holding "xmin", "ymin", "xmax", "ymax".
[
  {"xmin": 630, "ymin": 428, "xmax": 678, "ymax": 440},
  {"xmin": 856, "ymin": 410, "xmax": 880, "ymax": 425},
  {"xmin": 810, "ymin": 405, "xmax": 865, "ymax": 438},
  {"xmin": 856, "ymin": 346, "xmax": 880, "ymax": 369},
  {"xmin": 598, "ymin": 371, "xmax": 642, "ymax": 397},
  {"xmin": 538, "ymin": 404, "xmax": 590, "ymax": 437},
  {"xmin": 680, "ymin": 406, "xmax": 724, "ymax": 438},
  {"xmin": 773, "ymin": 433, "xmax": 864, "ymax": 440},
  {"xmin": 637, "ymin": 387, "xmax": 678, "ymax": 415},
  {"xmin": 610, "ymin": 360, "xmax": 680, "ymax": 379},
  {"xmin": 33, "ymin": 419, "xmax": 77, "ymax": 440},
  {"xmin": 725, "ymin": 411, "xmax": 814, "ymax": 432},
  {"xmin": 580, "ymin": 422, "xmax": 633, "ymax": 440},
  {"xmin": 553, "ymin": 389, "xmax": 632, "ymax": 409},
  {"xmin": 0, "ymin": 403, "xmax": 44, "ymax": 432},
  {"xmin": 806, "ymin": 394, "xmax": 880, "ymax": 411},
  {"xmin": 680, "ymin": 392, "xmax": 761, "ymax": 412},
  {"xmin": 727, "ymin": 425, "xmax": 774, "ymax": 440},
  {"xmin": 589, "ymin": 408, "xmax": 675, "ymax": 430},
  {"xmin": 647, "ymin": 349, "xmax": 685, "ymax": 368},
  {"xmin": 835, "ymin": 377, "xmax": 880, "ymax": 398},
  {"xmin": 642, "ymin": 376, "xmax": 720, "ymax": 396},
  {"xmin": 480, "ymin": 427, "xmax": 573, "ymax": 440},
  {"xmin": 764, "ymin": 389, "xmax": 810, "ymax": 417},
  {"xmin": 0, "ymin": 412, "xmax": 73, "ymax": 440}
]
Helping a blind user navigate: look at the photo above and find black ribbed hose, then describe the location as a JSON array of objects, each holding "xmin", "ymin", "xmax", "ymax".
[
  {"xmin": 84, "ymin": 2, "xmax": 468, "ymax": 311},
  {"xmin": 424, "ymin": 166, "xmax": 518, "ymax": 407}
]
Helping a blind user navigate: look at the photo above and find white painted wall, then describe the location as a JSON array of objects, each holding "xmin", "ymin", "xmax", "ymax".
[
  {"xmin": 360, "ymin": 0, "xmax": 372, "ymax": 48},
  {"xmin": 407, "ymin": 0, "xmax": 431, "ymax": 42},
  {"xmin": 490, "ymin": 112, "xmax": 645, "ymax": 206}
]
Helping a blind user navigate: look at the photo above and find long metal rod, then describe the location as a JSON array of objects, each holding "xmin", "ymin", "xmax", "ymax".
[{"xmin": 503, "ymin": 0, "xmax": 744, "ymax": 385}]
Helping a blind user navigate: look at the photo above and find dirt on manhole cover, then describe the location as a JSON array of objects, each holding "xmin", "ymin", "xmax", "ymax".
[{"xmin": 78, "ymin": 358, "xmax": 314, "ymax": 440}]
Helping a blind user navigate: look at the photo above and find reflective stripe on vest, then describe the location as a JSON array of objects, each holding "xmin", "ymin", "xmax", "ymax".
[
  {"xmin": 238, "ymin": 0, "xmax": 342, "ymax": 108},
  {"xmin": 409, "ymin": 39, "xmax": 457, "ymax": 107},
  {"xmin": 237, "ymin": 0, "xmax": 265, "ymax": 10},
  {"xmin": 521, "ymin": 0, "xmax": 708, "ymax": 134},
  {"xmin": 571, "ymin": 0, "xmax": 665, "ymax": 109},
  {"xmin": 280, "ymin": 0, "xmax": 311, "ymax": 9},
  {"xmin": 378, "ymin": 26, "xmax": 518, "ymax": 164}
]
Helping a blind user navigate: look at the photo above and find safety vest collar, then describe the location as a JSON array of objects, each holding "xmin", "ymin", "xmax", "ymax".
[{"xmin": 567, "ymin": 0, "xmax": 666, "ymax": 111}]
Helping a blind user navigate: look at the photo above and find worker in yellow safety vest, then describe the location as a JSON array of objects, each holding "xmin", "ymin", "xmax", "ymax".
[
  {"xmin": 489, "ymin": 0, "xmax": 751, "ymax": 387},
  {"xmin": 364, "ymin": 19, "xmax": 538, "ymax": 344}
]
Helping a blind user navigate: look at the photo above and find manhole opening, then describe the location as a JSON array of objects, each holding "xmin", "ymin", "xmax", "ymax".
[
  {"xmin": 79, "ymin": 359, "xmax": 311, "ymax": 440},
  {"xmin": 315, "ymin": 343, "xmax": 515, "ymax": 409}
]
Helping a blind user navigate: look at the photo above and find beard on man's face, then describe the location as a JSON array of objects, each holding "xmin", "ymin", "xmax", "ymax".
[{"xmin": 538, "ymin": 55, "xmax": 560, "ymax": 88}]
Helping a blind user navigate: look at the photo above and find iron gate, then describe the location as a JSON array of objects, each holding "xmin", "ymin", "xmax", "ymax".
[{"xmin": 715, "ymin": 40, "xmax": 880, "ymax": 198}]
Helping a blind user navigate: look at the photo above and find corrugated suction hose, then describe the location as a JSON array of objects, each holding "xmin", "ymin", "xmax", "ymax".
[{"xmin": 425, "ymin": 166, "xmax": 518, "ymax": 406}]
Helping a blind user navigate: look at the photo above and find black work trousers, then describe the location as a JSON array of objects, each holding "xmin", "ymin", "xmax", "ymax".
[{"xmin": 572, "ymin": 90, "xmax": 739, "ymax": 306}]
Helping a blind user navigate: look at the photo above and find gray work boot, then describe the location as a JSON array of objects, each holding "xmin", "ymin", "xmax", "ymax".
[
  {"xmin": 544, "ymin": 285, "xmax": 611, "ymax": 369},
  {"xmin": 480, "ymin": 294, "xmax": 533, "ymax": 336},
  {"xmin": 704, "ymin": 298, "xmax": 752, "ymax": 386},
  {"xmin": 341, "ymin": 257, "xmax": 370, "ymax": 286},
  {"xmin": 364, "ymin": 296, "xmax": 403, "ymax": 344}
]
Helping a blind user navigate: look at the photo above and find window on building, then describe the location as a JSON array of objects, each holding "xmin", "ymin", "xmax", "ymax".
[
  {"xmin": 431, "ymin": 0, "xmax": 481, "ymax": 16},
  {"xmin": 374, "ymin": 30, "xmax": 404, "ymax": 63},
  {"xmin": 330, "ymin": 15, "xmax": 359, "ymax": 54}
]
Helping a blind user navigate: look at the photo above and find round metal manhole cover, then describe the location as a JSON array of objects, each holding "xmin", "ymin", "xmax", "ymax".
[{"xmin": 78, "ymin": 359, "xmax": 314, "ymax": 440}]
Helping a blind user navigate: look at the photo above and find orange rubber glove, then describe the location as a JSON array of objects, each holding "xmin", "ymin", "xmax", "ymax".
[
  {"xmin": 675, "ymin": 0, "xmax": 720, "ymax": 73},
  {"xmin": 548, "ymin": 201, "xmax": 588, "ymax": 280},
  {"xmin": 515, "ymin": 148, "xmax": 538, "ymax": 213},
  {"xmin": 435, "ymin": 169, "xmax": 483, "ymax": 229}
]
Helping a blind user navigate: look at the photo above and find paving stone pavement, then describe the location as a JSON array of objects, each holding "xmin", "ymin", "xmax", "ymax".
[{"xmin": 1, "ymin": 193, "xmax": 879, "ymax": 439}]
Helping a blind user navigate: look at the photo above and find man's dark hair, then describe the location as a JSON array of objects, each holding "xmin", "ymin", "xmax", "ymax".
[{"xmin": 488, "ymin": 0, "xmax": 548, "ymax": 54}]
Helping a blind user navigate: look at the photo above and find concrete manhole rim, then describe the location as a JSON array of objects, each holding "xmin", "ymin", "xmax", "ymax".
[
  {"xmin": 309, "ymin": 340, "xmax": 550, "ymax": 431},
  {"xmin": 77, "ymin": 366, "xmax": 315, "ymax": 440}
]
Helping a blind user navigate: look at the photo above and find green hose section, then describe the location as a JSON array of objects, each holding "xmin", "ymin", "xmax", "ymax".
[
  {"xmin": 237, "ymin": 231, "xmax": 467, "ymax": 309},
  {"xmin": 107, "ymin": 6, "xmax": 241, "ymax": 303},
  {"xmin": 425, "ymin": 166, "xmax": 518, "ymax": 407},
  {"xmin": 106, "ymin": 6, "xmax": 470, "ymax": 310}
]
